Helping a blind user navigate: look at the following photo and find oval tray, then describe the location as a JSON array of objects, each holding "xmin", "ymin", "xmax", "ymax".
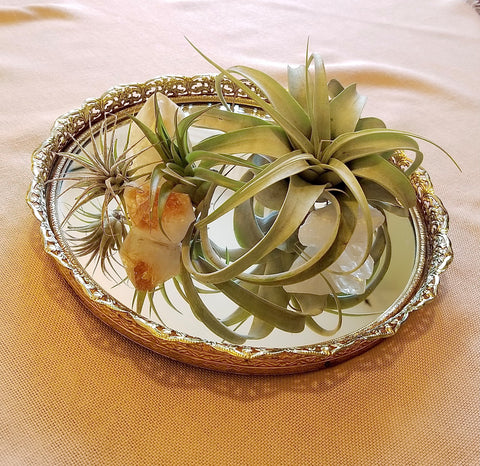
[{"xmin": 27, "ymin": 75, "xmax": 453, "ymax": 374}]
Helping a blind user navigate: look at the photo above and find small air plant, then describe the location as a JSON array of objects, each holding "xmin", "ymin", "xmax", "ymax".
[
  {"xmin": 52, "ymin": 115, "xmax": 144, "ymax": 280},
  {"xmin": 67, "ymin": 205, "xmax": 127, "ymax": 279},
  {"xmin": 55, "ymin": 116, "xmax": 145, "ymax": 225}
]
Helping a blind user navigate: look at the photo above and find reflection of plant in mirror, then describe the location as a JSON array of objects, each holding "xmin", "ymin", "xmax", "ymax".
[
  {"xmin": 67, "ymin": 205, "xmax": 127, "ymax": 279},
  {"xmin": 55, "ymin": 45, "xmax": 456, "ymax": 344}
]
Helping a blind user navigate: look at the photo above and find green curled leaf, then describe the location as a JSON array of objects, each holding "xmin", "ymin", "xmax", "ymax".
[
  {"xmin": 238, "ymin": 191, "xmax": 355, "ymax": 286},
  {"xmin": 233, "ymin": 198, "xmax": 264, "ymax": 248},
  {"xmin": 185, "ymin": 176, "xmax": 325, "ymax": 284},
  {"xmin": 349, "ymin": 154, "xmax": 417, "ymax": 209},
  {"xmin": 215, "ymin": 279, "xmax": 305, "ymax": 333},
  {"xmin": 195, "ymin": 258, "xmax": 305, "ymax": 333},
  {"xmin": 221, "ymin": 307, "xmax": 251, "ymax": 326},
  {"xmin": 193, "ymin": 106, "xmax": 273, "ymax": 132},
  {"xmin": 330, "ymin": 83, "xmax": 367, "ymax": 138},
  {"xmin": 179, "ymin": 265, "xmax": 248, "ymax": 344},
  {"xmin": 186, "ymin": 150, "xmax": 259, "ymax": 170},
  {"xmin": 192, "ymin": 167, "xmax": 244, "ymax": 191},
  {"xmin": 228, "ymin": 64, "xmax": 312, "ymax": 138},
  {"xmin": 246, "ymin": 317, "xmax": 275, "ymax": 340},
  {"xmin": 322, "ymin": 158, "xmax": 373, "ymax": 273},
  {"xmin": 292, "ymin": 294, "xmax": 327, "ymax": 316},
  {"xmin": 355, "ymin": 117, "xmax": 386, "ymax": 131},
  {"xmin": 175, "ymin": 105, "xmax": 214, "ymax": 159},
  {"xmin": 195, "ymin": 151, "xmax": 316, "ymax": 229},
  {"xmin": 186, "ymin": 39, "xmax": 314, "ymax": 154},
  {"xmin": 193, "ymin": 125, "xmax": 292, "ymax": 158},
  {"xmin": 310, "ymin": 53, "xmax": 331, "ymax": 152},
  {"xmin": 327, "ymin": 79, "xmax": 345, "ymax": 99},
  {"xmin": 287, "ymin": 64, "xmax": 308, "ymax": 111},
  {"xmin": 324, "ymin": 129, "xmax": 422, "ymax": 165}
]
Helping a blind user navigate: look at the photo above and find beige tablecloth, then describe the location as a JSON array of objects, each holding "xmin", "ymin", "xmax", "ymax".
[{"xmin": 1, "ymin": 1, "xmax": 479, "ymax": 464}]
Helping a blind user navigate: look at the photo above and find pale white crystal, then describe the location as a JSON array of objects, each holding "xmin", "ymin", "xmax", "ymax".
[
  {"xmin": 345, "ymin": 205, "xmax": 385, "ymax": 253},
  {"xmin": 284, "ymin": 246, "xmax": 332, "ymax": 295},
  {"xmin": 284, "ymin": 204, "xmax": 385, "ymax": 296},
  {"xmin": 129, "ymin": 92, "xmax": 187, "ymax": 177},
  {"xmin": 298, "ymin": 202, "xmax": 337, "ymax": 249}
]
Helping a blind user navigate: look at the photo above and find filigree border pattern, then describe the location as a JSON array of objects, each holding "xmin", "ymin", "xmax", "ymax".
[{"xmin": 27, "ymin": 75, "xmax": 453, "ymax": 375}]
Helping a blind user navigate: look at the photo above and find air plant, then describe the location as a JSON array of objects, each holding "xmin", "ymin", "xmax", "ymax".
[
  {"xmin": 53, "ymin": 116, "xmax": 142, "ymax": 226},
  {"xmin": 51, "ymin": 115, "xmax": 144, "ymax": 281},
  {"xmin": 171, "ymin": 43, "xmax": 456, "ymax": 342},
  {"xmin": 118, "ymin": 92, "xmax": 215, "ymax": 311},
  {"xmin": 67, "ymin": 205, "xmax": 127, "ymax": 279}
]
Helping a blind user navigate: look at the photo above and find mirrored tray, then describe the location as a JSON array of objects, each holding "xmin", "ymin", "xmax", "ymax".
[{"xmin": 27, "ymin": 75, "xmax": 453, "ymax": 374}]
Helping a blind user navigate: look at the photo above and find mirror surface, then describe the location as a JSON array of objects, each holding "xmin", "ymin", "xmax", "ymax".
[{"xmin": 53, "ymin": 107, "xmax": 419, "ymax": 348}]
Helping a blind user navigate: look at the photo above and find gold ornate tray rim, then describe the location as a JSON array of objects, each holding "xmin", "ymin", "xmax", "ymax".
[{"xmin": 27, "ymin": 74, "xmax": 453, "ymax": 374}]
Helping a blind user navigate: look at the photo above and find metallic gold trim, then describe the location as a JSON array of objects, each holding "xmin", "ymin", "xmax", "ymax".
[{"xmin": 27, "ymin": 75, "xmax": 453, "ymax": 374}]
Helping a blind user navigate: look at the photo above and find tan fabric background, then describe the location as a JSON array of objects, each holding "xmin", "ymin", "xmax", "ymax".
[{"xmin": 1, "ymin": 1, "xmax": 479, "ymax": 464}]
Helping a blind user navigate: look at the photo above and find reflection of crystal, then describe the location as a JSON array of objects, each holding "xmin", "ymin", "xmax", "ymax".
[{"xmin": 284, "ymin": 204, "xmax": 385, "ymax": 296}]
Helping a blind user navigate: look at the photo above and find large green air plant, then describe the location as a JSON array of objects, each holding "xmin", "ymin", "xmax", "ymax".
[{"xmin": 167, "ymin": 44, "xmax": 457, "ymax": 343}]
